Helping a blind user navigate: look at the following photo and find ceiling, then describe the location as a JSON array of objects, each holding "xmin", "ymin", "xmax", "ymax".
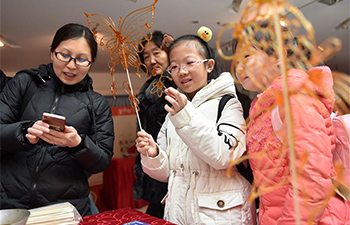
[{"xmin": 1, "ymin": 0, "xmax": 349, "ymax": 95}]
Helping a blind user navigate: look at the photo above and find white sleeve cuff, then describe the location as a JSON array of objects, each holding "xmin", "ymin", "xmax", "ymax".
[{"xmin": 140, "ymin": 145, "xmax": 166, "ymax": 169}]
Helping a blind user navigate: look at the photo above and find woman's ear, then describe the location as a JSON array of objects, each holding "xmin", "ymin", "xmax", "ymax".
[
  {"xmin": 206, "ymin": 59, "xmax": 215, "ymax": 73},
  {"xmin": 50, "ymin": 52, "xmax": 54, "ymax": 61}
]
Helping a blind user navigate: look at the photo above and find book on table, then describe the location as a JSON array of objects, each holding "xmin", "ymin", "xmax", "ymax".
[{"xmin": 26, "ymin": 202, "xmax": 82, "ymax": 225}]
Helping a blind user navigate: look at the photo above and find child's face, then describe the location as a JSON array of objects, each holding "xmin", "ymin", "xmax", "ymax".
[
  {"xmin": 235, "ymin": 46, "xmax": 279, "ymax": 93},
  {"xmin": 169, "ymin": 44, "xmax": 211, "ymax": 99}
]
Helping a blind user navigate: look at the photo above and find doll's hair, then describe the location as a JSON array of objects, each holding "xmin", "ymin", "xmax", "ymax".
[{"xmin": 168, "ymin": 35, "xmax": 222, "ymax": 81}]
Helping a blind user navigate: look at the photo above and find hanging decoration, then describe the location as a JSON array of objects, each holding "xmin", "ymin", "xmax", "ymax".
[{"xmin": 85, "ymin": 0, "xmax": 158, "ymax": 130}]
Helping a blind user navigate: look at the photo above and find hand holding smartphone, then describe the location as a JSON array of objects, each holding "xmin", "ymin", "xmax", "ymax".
[{"xmin": 42, "ymin": 112, "xmax": 66, "ymax": 132}]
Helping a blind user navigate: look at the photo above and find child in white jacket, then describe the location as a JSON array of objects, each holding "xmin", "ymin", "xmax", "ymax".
[{"xmin": 136, "ymin": 29, "xmax": 256, "ymax": 225}]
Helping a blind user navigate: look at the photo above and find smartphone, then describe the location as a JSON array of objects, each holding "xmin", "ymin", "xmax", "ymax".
[{"xmin": 42, "ymin": 112, "xmax": 66, "ymax": 132}]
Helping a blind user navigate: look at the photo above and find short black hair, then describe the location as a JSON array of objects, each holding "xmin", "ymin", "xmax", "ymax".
[{"xmin": 50, "ymin": 23, "xmax": 98, "ymax": 62}]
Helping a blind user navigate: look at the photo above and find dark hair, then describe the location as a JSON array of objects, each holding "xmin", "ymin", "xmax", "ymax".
[
  {"xmin": 168, "ymin": 35, "xmax": 222, "ymax": 81},
  {"xmin": 50, "ymin": 23, "xmax": 98, "ymax": 62},
  {"xmin": 231, "ymin": 20, "xmax": 315, "ymax": 70},
  {"xmin": 138, "ymin": 30, "xmax": 168, "ymax": 69}
]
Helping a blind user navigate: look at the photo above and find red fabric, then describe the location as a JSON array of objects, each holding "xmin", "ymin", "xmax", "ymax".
[
  {"xmin": 111, "ymin": 106, "xmax": 136, "ymax": 116},
  {"xmin": 101, "ymin": 157, "xmax": 148, "ymax": 209},
  {"xmin": 81, "ymin": 208, "xmax": 175, "ymax": 224}
]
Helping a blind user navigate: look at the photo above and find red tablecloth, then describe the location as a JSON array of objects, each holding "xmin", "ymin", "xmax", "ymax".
[
  {"xmin": 101, "ymin": 157, "xmax": 148, "ymax": 209},
  {"xmin": 80, "ymin": 207, "xmax": 175, "ymax": 225}
]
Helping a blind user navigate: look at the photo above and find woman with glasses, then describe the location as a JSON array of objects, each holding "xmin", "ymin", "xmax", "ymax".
[
  {"xmin": 0, "ymin": 23, "xmax": 114, "ymax": 216},
  {"xmin": 135, "ymin": 33, "xmax": 256, "ymax": 224}
]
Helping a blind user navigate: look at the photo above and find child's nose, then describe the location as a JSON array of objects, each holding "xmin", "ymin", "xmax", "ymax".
[
  {"xmin": 236, "ymin": 62, "xmax": 243, "ymax": 74},
  {"xmin": 178, "ymin": 65, "xmax": 188, "ymax": 76}
]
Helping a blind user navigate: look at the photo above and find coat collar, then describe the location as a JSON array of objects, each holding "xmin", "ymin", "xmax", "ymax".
[
  {"xmin": 190, "ymin": 72, "xmax": 237, "ymax": 107},
  {"xmin": 27, "ymin": 63, "xmax": 93, "ymax": 93}
]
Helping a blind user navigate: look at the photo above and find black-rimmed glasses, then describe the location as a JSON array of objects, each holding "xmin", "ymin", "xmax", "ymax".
[{"xmin": 54, "ymin": 52, "xmax": 92, "ymax": 67}]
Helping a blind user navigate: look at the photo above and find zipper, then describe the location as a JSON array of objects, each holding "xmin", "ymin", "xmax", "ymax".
[
  {"xmin": 28, "ymin": 144, "xmax": 46, "ymax": 208},
  {"xmin": 51, "ymin": 85, "xmax": 64, "ymax": 113},
  {"xmin": 183, "ymin": 149, "xmax": 191, "ymax": 224},
  {"xmin": 165, "ymin": 170, "xmax": 176, "ymax": 221},
  {"xmin": 191, "ymin": 170, "xmax": 199, "ymax": 224},
  {"xmin": 29, "ymin": 83, "xmax": 64, "ymax": 207}
]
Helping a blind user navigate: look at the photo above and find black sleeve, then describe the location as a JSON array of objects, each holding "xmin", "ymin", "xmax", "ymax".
[{"xmin": 70, "ymin": 94, "xmax": 115, "ymax": 173}]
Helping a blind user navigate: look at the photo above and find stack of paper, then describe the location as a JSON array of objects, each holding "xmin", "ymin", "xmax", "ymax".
[{"xmin": 26, "ymin": 202, "xmax": 82, "ymax": 225}]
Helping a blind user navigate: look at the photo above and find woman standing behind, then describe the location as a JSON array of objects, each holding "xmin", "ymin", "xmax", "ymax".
[
  {"xmin": 133, "ymin": 30, "xmax": 176, "ymax": 218},
  {"xmin": 0, "ymin": 23, "xmax": 114, "ymax": 216},
  {"xmin": 136, "ymin": 31, "xmax": 256, "ymax": 224}
]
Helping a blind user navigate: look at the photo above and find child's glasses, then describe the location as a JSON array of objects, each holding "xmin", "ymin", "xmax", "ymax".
[{"xmin": 166, "ymin": 59, "xmax": 209, "ymax": 75}]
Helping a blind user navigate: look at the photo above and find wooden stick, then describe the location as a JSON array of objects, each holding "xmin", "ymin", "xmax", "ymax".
[
  {"xmin": 125, "ymin": 67, "xmax": 143, "ymax": 131},
  {"xmin": 272, "ymin": 1, "xmax": 301, "ymax": 224},
  {"xmin": 121, "ymin": 47, "xmax": 143, "ymax": 131}
]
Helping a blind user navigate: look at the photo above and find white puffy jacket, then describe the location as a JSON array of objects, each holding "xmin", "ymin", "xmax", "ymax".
[{"xmin": 141, "ymin": 72, "xmax": 257, "ymax": 225}]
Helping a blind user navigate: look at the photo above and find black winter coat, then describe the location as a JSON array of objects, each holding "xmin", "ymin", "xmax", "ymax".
[
  {"xmin": 0, "ymin": 63, "xmax": 114, "ymax": 216},
  {"xmin": 133, "ymin": 72, "xmax": 176, "ymax": 204}
]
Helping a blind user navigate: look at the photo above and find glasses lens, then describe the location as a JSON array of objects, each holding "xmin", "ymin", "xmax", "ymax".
[
  {"xmin": 56, "ymin": 52, "xmax": 70, "ymax": 62},
  {"xmin": 187, "ymin": 62, "xmax": 197, "ymax": 71},
  {"xmin": 75, "ymin": 59, "xmax": 90, "ymax": 67},
  {"xmin": 168, "ymin": 64, "xmax": 179, "ymax": 75}
]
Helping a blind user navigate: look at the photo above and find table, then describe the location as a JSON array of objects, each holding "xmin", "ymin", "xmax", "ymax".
[
  {"xmin": 80, "ymin": 207, "xmax": 174, "ymax": 224},
  {"xmin": 101, "ymin": 157, "xmax": 148, "ymax": 209}
]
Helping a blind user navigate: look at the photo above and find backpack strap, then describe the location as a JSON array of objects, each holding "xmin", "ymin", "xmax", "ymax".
[
  {"xmin": 216, "ymin": 94, "xmax": 254, "ymax": 184},
  {"xmin": 216, "ymin": 94, "xmax": 234, "ymax": 123}
]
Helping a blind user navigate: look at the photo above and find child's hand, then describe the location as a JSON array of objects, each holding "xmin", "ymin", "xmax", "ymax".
[
  {"xmin": 136, "ymin": 130, "xmax": 158, "ymax": 157},
  {"xmin": 164, "ymin": 87, "xmax": 187, "ymax": 115}
]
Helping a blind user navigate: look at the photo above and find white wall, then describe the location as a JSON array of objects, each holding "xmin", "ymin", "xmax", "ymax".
[{"xmin": 89, "ymin": 113, "xmax": 137, "ymax": 186}]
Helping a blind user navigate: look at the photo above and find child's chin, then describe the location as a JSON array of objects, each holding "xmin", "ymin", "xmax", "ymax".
[{"xmin": 242, "ymin": 83, "xmax": 257, "ymax": 92}]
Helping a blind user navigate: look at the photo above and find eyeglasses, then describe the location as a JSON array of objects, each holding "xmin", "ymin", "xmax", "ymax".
[
  {"xmin": 166, "ymin": 59, "xmax": 209, "ymax": 75},
  {"xmin": 54, "ymin": 52, "xmax": 92, "ymax": 67}
]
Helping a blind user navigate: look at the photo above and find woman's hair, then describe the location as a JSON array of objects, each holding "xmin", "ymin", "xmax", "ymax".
[
  {"xmin": 138, "ymin": 30, "xmax": 167, "ymax": 66},
  {"xmin": 168, "ymin": 35, "xmax": 222, "ymax": 81},
  {"xmin": 50, "ymin": 23, "xmax": 98, "ymax": 62}
]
